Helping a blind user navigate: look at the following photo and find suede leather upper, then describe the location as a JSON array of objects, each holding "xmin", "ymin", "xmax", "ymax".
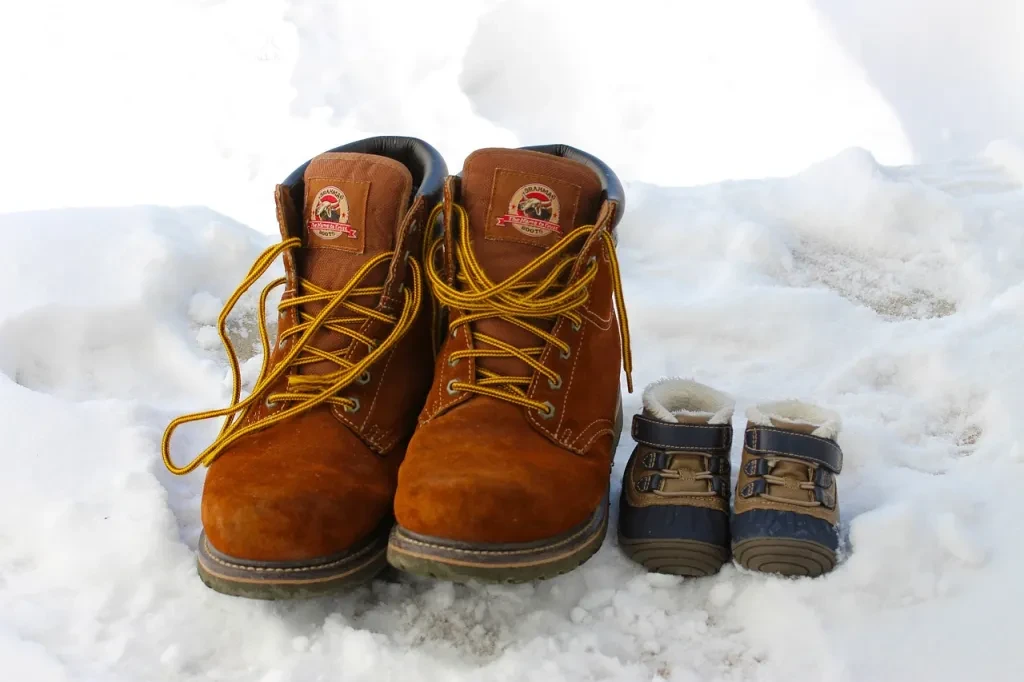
[
  {"xmin": 202, "ymin": 407, "xmax": 400, "ymax": 561},
  {"xmin": 395, "ymin": 397, "xmax": 610, "ymax": 543},
  {"xmin": 200, "ymin": 140, "xmax": 445, "ymax": 563},
  {"xmin": 395, "ymin": 147, "xmax": 626, "ymax": 545}
]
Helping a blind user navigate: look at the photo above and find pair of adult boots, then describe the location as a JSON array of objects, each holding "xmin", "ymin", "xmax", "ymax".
[{"xmin": 162, "ymin": 137, "xmax": 633, "ymax": 598}]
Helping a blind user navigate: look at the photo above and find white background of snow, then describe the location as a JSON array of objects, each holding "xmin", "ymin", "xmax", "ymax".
[{"xmin": 1, "ymin": 0, "xmax": 1023, "ymax": 680}]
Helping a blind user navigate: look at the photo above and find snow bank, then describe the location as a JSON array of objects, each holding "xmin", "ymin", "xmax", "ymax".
[
  {"xmin": 0, "ymin": 207, "xmax": 270, "ymax": 403},
  {"xmin": 6, "ymin": 0, "xmax": 1019, "ymax": 232},
  {"xmin": 1, "ymin": 148, "xmax": 1022, "ymax": 681},
  {"xmin": 816, "ymin": 0, "xmax": 1024, "ymax": 160},
  {"xmin": 457, "ymin": 0, "xmax": 911, "ymax": 185}
]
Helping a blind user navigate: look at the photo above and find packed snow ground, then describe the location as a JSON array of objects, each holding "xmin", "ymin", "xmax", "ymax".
[
  {"xmin": 2, "ymin": 1, "xmax": 1024, "ymax": 681},
  {"xmin": 2, "ymin": 147, "xmax": 1023, "ymax": 682}
]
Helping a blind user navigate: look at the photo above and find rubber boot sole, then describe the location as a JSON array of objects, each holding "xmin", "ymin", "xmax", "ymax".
[
  {"xmin": 387, "ymin": 496, "xmax": 608, "ymax": 583},
  {"xmin": 618, "ymin": 537, "xmax": 728, "ymax": 577},
  {"xmin": 387, "ymin": 401, "xmax": 622, "ymax": 584},
  {"xmin": 732, "ymin": 537, "xmax": 837, "ymax": 577},
  {"xmin": 196, "ymin": 521, "xmax": 390, "ymax": 599}
]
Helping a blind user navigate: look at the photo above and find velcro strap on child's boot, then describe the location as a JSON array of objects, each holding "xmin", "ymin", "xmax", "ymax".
[
  {"xmin": 631, "ymin": 414, "xmax": 732, "ymax": 452},
  {"xmin": 743, "ymin": 427, "xmax": 843, "ymax": 473}
]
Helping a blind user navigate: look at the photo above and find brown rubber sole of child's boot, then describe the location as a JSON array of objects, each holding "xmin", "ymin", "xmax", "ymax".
[
  {"xmin": 732, "ymin": 537, "xmax": 837, "ymax": 577},
  {"xmin": 617, "ymin": 537, "xmax": 729, "ymax": 577},
  {"xmin": 196, "ymin": 522, "xmax": 391, "ymax": 599},
  {"xmin": 386, "ymin": 494, "xmax": 609, "ymax": 584}
]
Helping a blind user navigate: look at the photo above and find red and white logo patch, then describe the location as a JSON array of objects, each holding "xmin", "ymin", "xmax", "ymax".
[
  {"xmin": 309, "ymin": 186, "xmax": 357, "ymax": 240},
  {"xmin": 496, "ymin": 183, "xmax": 561, "ymax": 238}
]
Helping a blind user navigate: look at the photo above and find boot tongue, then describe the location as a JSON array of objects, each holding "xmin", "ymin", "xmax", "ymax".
[
  {"xmin": 460, "ymin": 148, "xmax": 605, "ymax": 281},
  {"xmin": 296, "ymin": 152, "xmax": 412, "ymax": 374},
  {"xmin": 659, "ymin": 412, "xmax": 719, "ymax": 495},
  {"xmin": 459, "ymin": 149, "xmax": 605, "ymax": 379},
  {"xmin": 301, "ymin": 152, "xmax": 412, "ymax": 289},
  {"xmin": 764, "ymin": 420, "xmax": 820, "ymax": 503}
]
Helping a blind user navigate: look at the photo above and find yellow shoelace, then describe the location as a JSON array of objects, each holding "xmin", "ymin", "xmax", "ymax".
[
  {"xmin": 162, "ymin": 237, "xmax": 422, "ymax": 475},
  {"xmin": 424, "ymin": 202, "xmax": 632, "ymax": 415}
]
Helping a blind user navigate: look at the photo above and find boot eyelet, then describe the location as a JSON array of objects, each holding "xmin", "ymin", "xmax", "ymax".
[
  {"xmin": 448, "ymin": 356, "xmax": 460, "ymax": 367},
  {"xmin": 264, "ymin": 398, "xmax": 277, "ymax": 410},
  {"xmin": 587, "ymin": 255, "xmax": 597, "ymax": 268},
  {"xmin": 398, "ymin": 282, "xmax": 405, "ymax": 293},
  {"xmin": 539, "ymin": 401, "xmax": 556, "ymax": 419},
  {"xmin": 815, "ymin": 487, "xmax": 836, "ymax": 509},
  {"xmin": 404, "ymin": 250, "xmax": 411, "ymax": 262},
  {"xmin": 344, "ymin": 397, "xmax": 361, "ymax": 413},
  {"xmin": 559, "ymin": 347, "xmax": 571, "ymax": 360},
  {"xmin": 635, "ymin": 473, "xmax": 662, "ymax": 493},
  {"xmin": 357, "ymin": 370, "xmax": 371, "ymax": 385},
  {"xmin": 548, "ymin": 375, "xmax": 562, "ymax": 390},
  {"xmin": 708, "ymin": 456, "xmax": 730, "ymax": 475},
  {"xmin": 744, "ymin": 458, "xmax": 770, "ymax": 476},
  {"xmin": 740, "ymin": 479, "xmax": 767, "ymax": 498},
  {"xmin": 571, "ymin": 320, "xmax": 581, "ymax": 332},
  {"xmin": 451, "ymin": 328, "xmax": 458, "ymax": 338},
  {"xmin": 446, "ymin": 379, "xmax": 459, "ymax": 395}
]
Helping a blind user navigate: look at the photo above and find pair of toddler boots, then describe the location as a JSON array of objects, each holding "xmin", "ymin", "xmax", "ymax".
[{"xmin": 620, "ymin": 379, "xmax": 843, "ymax": 578}]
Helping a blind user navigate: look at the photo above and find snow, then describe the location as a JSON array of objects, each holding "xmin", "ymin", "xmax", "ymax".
[{"xmin": 2, "ymin": 0, "xmax": 1023, "ymax": 680}]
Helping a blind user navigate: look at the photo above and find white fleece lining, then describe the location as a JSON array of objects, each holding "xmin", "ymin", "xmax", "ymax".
[
  {"xmin": 746, "ymin": 400, "xmax": 841, "ymax": 439},
  {"xmin": 642, "ymin": 378, "xmax": 735, "ymax": 425}
]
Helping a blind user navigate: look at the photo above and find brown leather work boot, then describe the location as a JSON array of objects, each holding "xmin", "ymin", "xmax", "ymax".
[
  {"xmin": 618, "ymin": 379, "xmax": 734, "ymax": 576},
  {"xmin": 732, "ymin": 400, "xmax": 843, "ymax": 577},
  {"xmin": 162, "ymin": 136, "xmax": 446, "ymax": 598},
  {"xmin": 387, "ymin": 145, "xmax": 633, "ymax": 583}
]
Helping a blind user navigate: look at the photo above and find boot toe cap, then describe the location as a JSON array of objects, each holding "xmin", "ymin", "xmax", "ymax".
[
  {"xmin": 200, "ymin": 412, "xmax": 395, "ymax": 563},
  {"xmin": 618, "ymin": 501, "xmax": 729, "ymax": 546},
  {"xmin": 202, "ymin": 475, "xmax": 390, "ymax": 562},
  {"xmin": 395, "ymin": 471, "xmax": 597, "ymax": 544},
  {"xmin": 395, "ymin": 400, "xmax": 609, "ymax": 544}
]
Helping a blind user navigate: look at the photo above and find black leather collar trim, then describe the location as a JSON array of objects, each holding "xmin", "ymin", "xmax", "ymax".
[
  {"xmin": 631, "ymin": 414, "xmax": 732, "ymax": 452},
  {"xmin": 743, "ymin": 427, "xmax": 843, "ymax": 473}
]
